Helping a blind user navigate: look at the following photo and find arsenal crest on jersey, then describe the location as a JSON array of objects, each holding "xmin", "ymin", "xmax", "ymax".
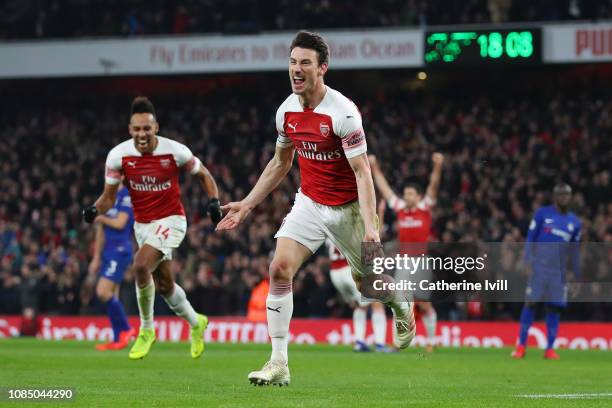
[
  {"xmin": 160, "ymin": 159, "xmax": 171, "ymax": 168},
  {"xmin": 319, "ymin": 122, "xmax": 330, "ymax": 137}
]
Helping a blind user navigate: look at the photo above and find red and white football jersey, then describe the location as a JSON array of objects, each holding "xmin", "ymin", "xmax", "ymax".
[
  {"xmin": 104, "ymin": 136, "xmax": 201, "ymax": 223},
  {"xmin": 327, "ymin": 239, "xmax": 349, "ymax": 270},
  {"xmin": 276, "ymin": 86, "xmax": 367, "ymax": 206},
  {"xmin": 388, "ymin": 194, "xmax": 434, "ymax": 255}
]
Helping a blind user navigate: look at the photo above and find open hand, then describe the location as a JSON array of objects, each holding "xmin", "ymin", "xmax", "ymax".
[{"xmin": 215, "ymin": 201, "xmax": 252, "ymax": 231}]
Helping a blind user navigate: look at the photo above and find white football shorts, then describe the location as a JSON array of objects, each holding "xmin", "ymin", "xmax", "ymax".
[
  {"xmin": 275, "ymin": 191, "xmax": 373, "ymax": 276},
  {"xmin": 134, "ymin": 215, "xmax": 187, "ymax": 262}
]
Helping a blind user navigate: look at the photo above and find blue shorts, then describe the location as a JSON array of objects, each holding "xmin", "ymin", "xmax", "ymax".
[
  {"xmin": 525, "ymin": 266, "xmax": 567, "ymax": 307},
  {"xmin": 100, "ymin": 252, "xmax": 132, "ymax": 284}
]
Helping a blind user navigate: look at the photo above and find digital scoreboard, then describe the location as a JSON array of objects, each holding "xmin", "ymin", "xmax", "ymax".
[{"xmin": 424, "ymin": 29, "xmax": 542, "ymax": 65}]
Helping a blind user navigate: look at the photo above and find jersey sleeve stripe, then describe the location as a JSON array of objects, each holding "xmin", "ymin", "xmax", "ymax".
[
  {"xmin": 184, "ymin": 156, "xmax": 201, "ymax": 175},
  {"xmin": 343, "ymin": 144, "xmax": 367, "ymax": 159},
  {"xmin": 105, "ymin": 167, "xmax": 121, "ymax": 185},
  {"xmin": 276, "ymin": 134, "xmax": 293, "ymax": 148},
  {"xmin": 341, "ymin": 129, "xmax": 367, "ymax": 158}
]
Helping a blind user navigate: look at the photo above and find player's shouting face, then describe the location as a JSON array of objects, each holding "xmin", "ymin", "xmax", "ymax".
[
  {"xmin": 403, "ymin": 186, "xmax": 421, "ymax": 209},
  {"xmin": 129, "ymin": 113, "xmax": 159, "ymax": 154},
  {"xmin": 289, "ymin": 47, "xmax": 328, "ymax": 96}
]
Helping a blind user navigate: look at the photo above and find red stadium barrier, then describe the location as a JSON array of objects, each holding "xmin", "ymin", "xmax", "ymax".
[{"xmin": 1, "ymin": 316, "xmax": 611, "ymax": 350}]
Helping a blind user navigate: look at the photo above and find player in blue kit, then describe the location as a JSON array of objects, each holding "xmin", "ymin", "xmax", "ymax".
[
  {"xmin": 88, "ymin": 185, "xmax": 136, "ymax": 351},
  {"xmin": 512, "ymin": 183, "xmax": 582, "ymax": 359}
]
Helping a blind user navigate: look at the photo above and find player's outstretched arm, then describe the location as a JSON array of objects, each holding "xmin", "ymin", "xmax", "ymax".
[
  {"xmin": 194, "ymin": 164, "xmax": 222, "ymax": 226},
  {"xmin": 349, "ymin": 153, "xmax": 380, "ymax": 243},
  {"xmin": 216, "ymin": 145, "xmax": 295, "ymax": 231},
  {"xmin": 196, "ymin": 164, "xmax": 220, "ymax": 200},
  {"xmin": 367, "ymin": 155, "xmax": 396, "ymax": 203},
  {"xmin": 426, "ymin": 152, "xmax": 444, "ymax": 201},
  {"xmin": 83, "ymin": 183, "xmax": 119, "ymax": 223}
]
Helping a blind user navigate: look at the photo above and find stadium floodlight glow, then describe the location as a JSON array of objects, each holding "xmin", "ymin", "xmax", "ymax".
[{"xmin": 424, "ymin": 28, "xmax": 541, "ymax": 65}]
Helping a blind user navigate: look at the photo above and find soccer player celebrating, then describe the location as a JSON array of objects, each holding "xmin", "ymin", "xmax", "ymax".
[
  {"xmin": 216, "ymin": 31, "xmax": 415, "ymax": 386},
  {"xmin": 88, "ymin": 183, "xmax": 136, "ymax": 350},
  {"xmin": 369, "ymin": 152, "xmax": 444, "ymax": 353},
  {"xmin": 327, "ymin": 240, "xmax": 392, "ymax": 352},
  {"xmin": 83, "ymin": 96, "xmax": 222, "ymax": 360},
  {"xmin": 512, "ymin": 183, "xmax": 581, "ymax": 360}
]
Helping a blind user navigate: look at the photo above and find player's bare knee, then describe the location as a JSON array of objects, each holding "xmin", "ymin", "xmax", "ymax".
[
  {"xmin": 132, "ymin": 261, "xmax": 150, "ymax": 284},
  {"xmin": 95, "ymin": 284, "xmax": 113, "ymax": 302},
  {"xmin": 269, "ymin": 258, "xmax": 295, "ymax": 283},
  {"xmin": 371, "ymin": 302, "xmax": 384, "ymax": 312}
]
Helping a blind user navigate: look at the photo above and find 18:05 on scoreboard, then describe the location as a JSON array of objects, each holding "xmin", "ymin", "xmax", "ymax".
[{"xmin": 424, "ymin": 29, "xmax": 542, "ymax": 64}]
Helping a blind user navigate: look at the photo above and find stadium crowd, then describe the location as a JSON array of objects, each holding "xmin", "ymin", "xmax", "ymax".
[
  {"xmin": 1, "ymin": 0, "xmax": 610, "ymax": 40},
  {"xmin": 0, "ymin": 73, "xmax": 610, "ymax": 321}
]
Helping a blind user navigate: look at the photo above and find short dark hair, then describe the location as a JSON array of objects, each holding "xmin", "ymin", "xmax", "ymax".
[
  {"xmin": 290, "ymin": 31, "xmax": 330, "ymax": 66},
  {"xmin": 131, "ymin": 96, "xmax": 156, "ymax": 119},
  {"xmin": 404, "ymin": 182, "xmax": 424, "ymax": 195}
]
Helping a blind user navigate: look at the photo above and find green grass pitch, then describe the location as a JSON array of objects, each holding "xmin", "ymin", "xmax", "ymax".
[{"xmin": 1, "ymin": 339, "xmax": 611, "ymax": 407}]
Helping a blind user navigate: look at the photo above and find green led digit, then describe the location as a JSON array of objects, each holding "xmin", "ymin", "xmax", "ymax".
[
  {"xmin": 518, "ymin": 31, "xmax": 534, "ymax": 57},
  {"xmin": 505, "ymin": 32, "xmax": 520, "ymax": 57},
  {"xmin": 427, "ymin": 33, "xmax": 448, "ymax": 45},
  {"xmin": 477, "ymin": 34, "xmax": 488, "ymax": 57},
  {"xmin": 451, "ymin": 32, "xmax": 478, "ymax": 45},
  {"xmin": 488, "ymin": 32, "xmax": 503, "ymax": 58}
]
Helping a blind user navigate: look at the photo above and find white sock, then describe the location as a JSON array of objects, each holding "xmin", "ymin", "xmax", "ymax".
[
  {"xmin": 389, "ymin": 300, "xmax": 411, "ymax": 320},
  {"xmin": 136, "ymin": 280, "xmax": 155, "ymax": 330},
  {"xmin": 372, "ymin": 308, "xmax": 387, "ymax": 345},
  {"xmin": 423, "ymin": 309, "xmax": 437, "ymax": 345},
  {"xmin": 162, "ymin": 283, "xmax": 199, "ymax": 327},
  {"xmin": 267, "ymin": 292, "xmax": 293, "ymax": 363},
  {"xmin": 390, "ymin": 301, "xmax": 412, "ymax": 346},
  {"xmin": 353, "ymin": 307, "xmax": 367, "ymax": 343}
]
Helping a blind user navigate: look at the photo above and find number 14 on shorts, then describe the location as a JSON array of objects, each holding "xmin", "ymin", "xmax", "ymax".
[{"xmin": 155, "ymin": 225, "xmax": 170, "ymax": 240}]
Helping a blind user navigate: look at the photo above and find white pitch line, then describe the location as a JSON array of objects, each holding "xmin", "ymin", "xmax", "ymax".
[{"xmin": 517, "ymin": 393, "xmax": 612, "ymax": 399}]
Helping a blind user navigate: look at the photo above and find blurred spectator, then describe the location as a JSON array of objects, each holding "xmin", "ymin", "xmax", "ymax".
[
  {"xmin": 2, "ymin": 0, "xmax": 612, "ymax": 40},
  {"xmin": 488, "ymin": 0, "xmax": 512, "ymax": 22},
  {"xmin": 247, "ymin": 278, "xmax": 269, "ymax": 322},
  {"xmin": 172, "ymin": 6, "xmax": 190, "ymax": 34},
  {"xmin": 19, "ymin": 306, "xmax": 41, "ymax": 337}
]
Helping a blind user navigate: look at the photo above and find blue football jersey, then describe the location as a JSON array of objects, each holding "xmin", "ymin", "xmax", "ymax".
[
  {"xmin": 524, "ymin": 205, "xmax": 581, "ymax": 276},
  {"xmin": 102, "ymin": 187, "xmax": 134, "ymax": 255}
]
